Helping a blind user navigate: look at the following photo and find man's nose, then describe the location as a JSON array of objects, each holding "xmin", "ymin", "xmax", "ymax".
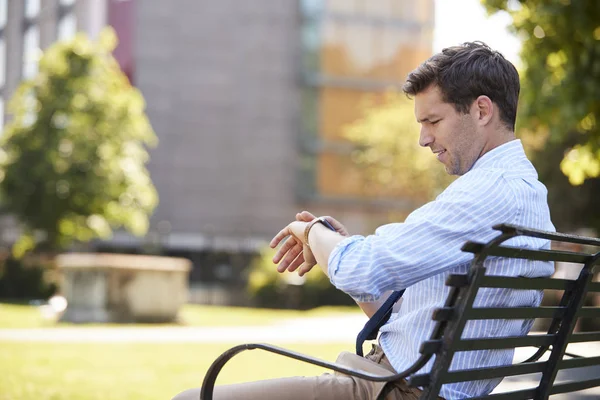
[{"xmin": 419, "ymin": 127, "xmax": 433, "ymax": 148}]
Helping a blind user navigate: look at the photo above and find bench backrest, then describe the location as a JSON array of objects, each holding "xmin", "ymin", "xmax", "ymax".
[{"xmin": 408, "ymin": 224, "xmax": 600, "ymax": 400}]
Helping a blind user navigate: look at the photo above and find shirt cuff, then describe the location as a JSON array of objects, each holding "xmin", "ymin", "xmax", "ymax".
[{"xmin": 327, "ymin": 235, "xmax": 377, "ymax": 303}]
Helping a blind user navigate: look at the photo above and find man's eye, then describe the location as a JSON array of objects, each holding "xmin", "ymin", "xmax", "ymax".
[{"xmin": 431, "ymin": 120, "xmax": 441, "ymax": 125}]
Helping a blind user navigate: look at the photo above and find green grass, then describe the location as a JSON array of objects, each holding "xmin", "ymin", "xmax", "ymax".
[
  {"xmin": 178, "ymin": 304, "xmax": 359, "ymax": 327},
  {"xmin": 0, "ymin": 341, "xmax": 354, "ymax": 400},
  {"xmin": 0, "ymin": 303, "xmax": 360, "ymax": 329},
  {"xmin": 0, "ymin": 303, "xmax": 360, "ymax": 399},
  {"xmin": 0, "ymin": 303, "xmax": 50, "ymax": 328}
]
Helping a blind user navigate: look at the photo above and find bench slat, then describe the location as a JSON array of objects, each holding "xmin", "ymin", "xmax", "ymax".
[
  {"xmin": 570, "ymin": 331, "xmax": 600, "ymax": 343},
  {"xmin": 431, "ymin": 306, "xmax": 567, "ymax": 321},
  {"xmin": 550, "ymin": 377, "xmax": 600, "ymax": 395},
  {"xmin": 467, "ymin": 306, "xmax": 567, "ymax": 320},
  {"xmin": 446, "ymin": 276, "xmax": 600, "ymax": 293},
  {"xmin": 446, "ymin": 275, "xmax": 577, "ymax": 291},
  {"xmin": 419, "ymin": 340, "xmax": 441, "ymax": 355},
  {"xmin": 432, "ymin": 307, "xmax": 454, "ymax": 321},
  {"xmin": 493, "ymin": 223, "xmax": 600, "ymax": 247},
  {"xmin": 559, "ymin": 355, "xmax": 600, "ymax": 370},
  {"xmin": 589, "ymin": 282, "xmax": 600, "ymax": 293},
  {"xmin": 469, "ymin": 387, "xmax": 538, "ymax": 400},
  {"xmin": 454, "ymin": 335, "xmax": 556, "ymax": 351},
  {"xmin": 576, "ymin": 307, "xmax": 600, "ymax": 318},
  {"xmin": 461, "ymin": 242, "xmax": 593, "ymax": 263},
  {"xmin": 409, "ymin": 361, "xmax": 546, "ymax": 386},
  {"xmin": 446, "ymin": 274, "xmax": 469, "ymax": 287},
  {"xmin": 480, "ymin": 276, "xmax": 575, "ymax": 291}
]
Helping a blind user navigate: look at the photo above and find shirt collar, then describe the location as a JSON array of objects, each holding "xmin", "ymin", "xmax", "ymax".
[{"xmin": 470, "ymin": 139, "xmax": 526, "ymax": 171}]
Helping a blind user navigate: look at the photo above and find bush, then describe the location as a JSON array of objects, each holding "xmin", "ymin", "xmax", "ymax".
[
  {"xmin": 0, "ymin": 255, "xmax": 58, "ymax": 300},
  {"xmin": 247, "ymin": 247, "xmax": 355, "ymax": 309}
]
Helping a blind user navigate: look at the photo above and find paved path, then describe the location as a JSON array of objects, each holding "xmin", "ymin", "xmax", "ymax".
[
  {"xmin": 1, "ymin": 315, "xmax": 599, "ymax": 398},
  {"xmin": 0, "ymin": 314, "xmax": 368, "ymax": 343}
]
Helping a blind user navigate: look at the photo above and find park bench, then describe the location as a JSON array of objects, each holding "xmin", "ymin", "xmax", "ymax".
[{"xmin": 200, "ymin": 224, "xmax": 600, "ymax": 399}]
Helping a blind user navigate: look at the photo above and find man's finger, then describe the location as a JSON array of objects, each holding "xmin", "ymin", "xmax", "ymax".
[
  {"xmin": 303, "ymin": 246, "xmax": 316, "ymax": 265},
  {"xmin": 287, "ymin": 252, "xmax": 305, "ymax": 273},
  {"xmin": 277, "ymin": 242, "xmax": 303, "ymax": 272},
  {"xmin": 321, "ymin": 215, "xmax": 349, "ymax": 236},
  {"xmin": 298, "ymin": 211, "xmax": 317, "ymax": 222},
  {"xmin": 270, "ymin": 226, "xmax": 292, "ymax": 248},
  {"xmin": 298, "ymin": 262, "xmax": 314, "ymax": 277},
  {"xmin": 272, "ymin": 236, "xmax": 297, "ymax": 264}
]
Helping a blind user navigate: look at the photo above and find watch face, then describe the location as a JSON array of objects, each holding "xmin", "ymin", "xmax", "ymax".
[{"xmin": 319, "ymin": 218, "xmax": 336, "ymax": 231}]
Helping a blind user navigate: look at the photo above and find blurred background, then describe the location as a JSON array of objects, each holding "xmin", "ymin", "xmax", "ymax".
[{"xmin": 0, "ymin": 0, "xmax": 599, "ymax": 399}]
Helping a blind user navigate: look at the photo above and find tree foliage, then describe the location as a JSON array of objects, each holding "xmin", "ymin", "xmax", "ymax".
[
  {"xmin": 343, "ymin": 91, "xmax": 454, "ymax": 206},
  {"xmin": 0, "ymin": 28, "xmax": 158, "ymax": 254},
  {"xmin": 483, "ymin": 0, "xmax": 600, "ymax": 185}
]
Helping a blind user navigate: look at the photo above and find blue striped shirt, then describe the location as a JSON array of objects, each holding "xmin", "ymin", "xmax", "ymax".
[{"xmin": 328, "ymin": 140, "xmax": 555, "ymax": 399}]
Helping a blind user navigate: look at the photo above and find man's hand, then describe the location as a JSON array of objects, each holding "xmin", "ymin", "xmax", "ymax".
[
  {"xmin": 270, "ymin": 211, "xmax": 350, "ymax": 277},
  {"xmin": 270, "ymin": 221, "xmax": 312, "ymax": 275}
]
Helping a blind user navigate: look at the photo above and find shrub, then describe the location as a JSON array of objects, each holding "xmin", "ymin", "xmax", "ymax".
[
  {"xmin": 247, "ymin": 247, "xmax": 354, "ymax": 309},
  {"xmin": 0, "ymin": 254, "xmax": 58, "ymax": 300}
]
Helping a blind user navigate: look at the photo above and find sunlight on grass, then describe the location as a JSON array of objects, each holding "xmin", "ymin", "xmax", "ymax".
[
  {"xmin": 0, "ymin": 303, "xmax": 361, "ymax": 329},
  {"xmin": 0, "ymin": 303, "xmax": 53, "ymax": 329},
  {"xmin": 178, "ymin": 304, "xmax": 360, "ymax": 326},
  {"xmin": 0, "ymin": 341, "xmax": 353, "ymax": 400},
  {"xmin": 0, "ymin": 303, "xmax": 363, "ymax": 399}
]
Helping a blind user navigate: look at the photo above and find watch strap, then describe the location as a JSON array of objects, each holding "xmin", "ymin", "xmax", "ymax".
[{"xmin": 303, "ymin": 217, "xmax": 328, "ymax": 247}]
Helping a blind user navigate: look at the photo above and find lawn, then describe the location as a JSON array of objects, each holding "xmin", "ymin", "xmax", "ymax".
[
  {"xmin": 0, "ymin": 303, "xmax": 359, "ymax": 399},
  {"xmin": 0, "ymin": 341, "xmax": 353, "ymax": 400},
  {"xmin": 0, "ymin": 302, "xmax": 360, "ymax": 328}
]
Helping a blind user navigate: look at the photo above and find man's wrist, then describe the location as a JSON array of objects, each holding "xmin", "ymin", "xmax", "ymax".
[{"xmin": 303, "ymin": 217, "xmax": 329, "ymax": 247}]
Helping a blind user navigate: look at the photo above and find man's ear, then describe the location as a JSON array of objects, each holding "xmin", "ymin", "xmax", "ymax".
[{"xmin": 474, "ymin": 95, "xmax": 494, "ymax": 126}]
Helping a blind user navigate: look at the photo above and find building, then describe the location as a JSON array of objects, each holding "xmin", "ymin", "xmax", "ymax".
[{"xmin": 0, "ymin": 0, "xmax": 434, "ymax": 304}]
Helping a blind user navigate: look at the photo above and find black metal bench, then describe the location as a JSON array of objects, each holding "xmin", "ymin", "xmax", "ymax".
[{"xmin": 200, "ymin": 224, "xmax": 600, "ymax": 399}]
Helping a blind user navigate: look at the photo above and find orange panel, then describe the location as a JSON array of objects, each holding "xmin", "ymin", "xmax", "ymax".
[
  {"xmin": 319, "ymin": 88, "xmax": 380, "ymax": 141},
  {"xmin": 316, "ymin": 152, "xmax": 413, "ymax": 199},
  {"xmin": 311, "ymin": 7, "xmax": 435, "ymax": 201}
]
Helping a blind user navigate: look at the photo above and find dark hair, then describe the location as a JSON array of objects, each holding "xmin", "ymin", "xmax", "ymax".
[{"xmin": 402, "ymin": 41, "xmax": 520, "ymax": 131}]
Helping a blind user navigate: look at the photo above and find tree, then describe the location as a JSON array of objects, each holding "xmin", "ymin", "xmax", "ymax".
[
  {"xmin": 483, "ymin": 0, "xmax": 600, "ymax": 185},
  {"xmin": 343, "ymin": 91, "xmax": 454, "ymax": 209},
  {"xmin": 482, "ymin": 0, "xmax": 600, "ymax": 234},
  {"xmin": 0, "ymin": 28, "xmax": 158, "ymax": 255}
]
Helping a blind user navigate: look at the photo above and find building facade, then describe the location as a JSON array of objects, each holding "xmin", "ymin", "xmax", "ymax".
[{"xmin": 0, "ymin": 0, "xmax": 434, "ymax": 303}]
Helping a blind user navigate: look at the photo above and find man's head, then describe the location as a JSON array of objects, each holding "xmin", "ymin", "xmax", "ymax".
[{"xmin": 403, "ymin": 41, "xmax": 519, "ymax": 175}]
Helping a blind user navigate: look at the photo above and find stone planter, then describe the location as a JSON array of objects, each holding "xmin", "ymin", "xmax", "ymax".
[{"xmin": 56, "ymin": 252, "xmax": 191, "ymax": 323}]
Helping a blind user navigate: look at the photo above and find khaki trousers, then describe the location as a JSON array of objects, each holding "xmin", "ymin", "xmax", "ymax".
[{"xmin": 172, "ymin": 345, "xmax": 443, "ymax": 400}]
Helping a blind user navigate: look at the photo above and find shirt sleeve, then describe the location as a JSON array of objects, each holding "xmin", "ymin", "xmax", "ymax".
[{"xmin": 327, "ymin": 170, "xmax": 519, "ymax": 302}]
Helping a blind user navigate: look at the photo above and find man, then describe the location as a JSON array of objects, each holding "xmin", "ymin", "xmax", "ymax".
[{"xmin": 173, "ymin": 42, "xmax": 554, "ymax": 400}]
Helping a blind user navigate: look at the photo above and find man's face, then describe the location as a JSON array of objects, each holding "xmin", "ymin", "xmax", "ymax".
[{"xmin": 414, "ymin": 85, "xmax": 483, "ymax": 176}]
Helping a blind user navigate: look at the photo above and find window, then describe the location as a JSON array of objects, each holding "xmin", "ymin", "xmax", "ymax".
[
  {"xmin": 25, "ymin": 0, "xmax": 40, "ymax": 19},
  {"xmin": 0, "ymin": 37, "xmax": 5, "ymax": 88},
  {"xmin": 0, "ymin": 0, "xmax": 5, "ymax": 134},
  {"xmin": 0, "ymin": 0, "xmax": 6, "ymax": 88},
  {"xmin": 58, "ymin": 0, "xmax": 77, "ymax": 41},
  {"xmin": 0, "ymin": 0, "xmax": 6, "ymax": 28},
  {"xmin": 22, "ymin": 25, "xmax": 40, "ymax": 80},
  {"xmin": 299, "ymin": 0, "xmax": 434, "ymax": 201},
  {"xmin": 0, "ymin": 98, "xmax": 4, "ymax": 134},
  {"xmin": 58, "ymin": 12, "xmax": 77, "ymax": 41}
]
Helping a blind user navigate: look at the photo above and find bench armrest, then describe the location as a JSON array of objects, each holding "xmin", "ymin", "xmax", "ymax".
[{"xmin": 200, "ymin": 343, "xmax": 414, "ymax": 400}]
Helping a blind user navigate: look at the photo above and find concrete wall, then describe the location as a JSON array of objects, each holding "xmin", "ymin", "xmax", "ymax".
[{"xmin": 135, "ymin": 0, "xmax": 301, "ymax": 246}]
